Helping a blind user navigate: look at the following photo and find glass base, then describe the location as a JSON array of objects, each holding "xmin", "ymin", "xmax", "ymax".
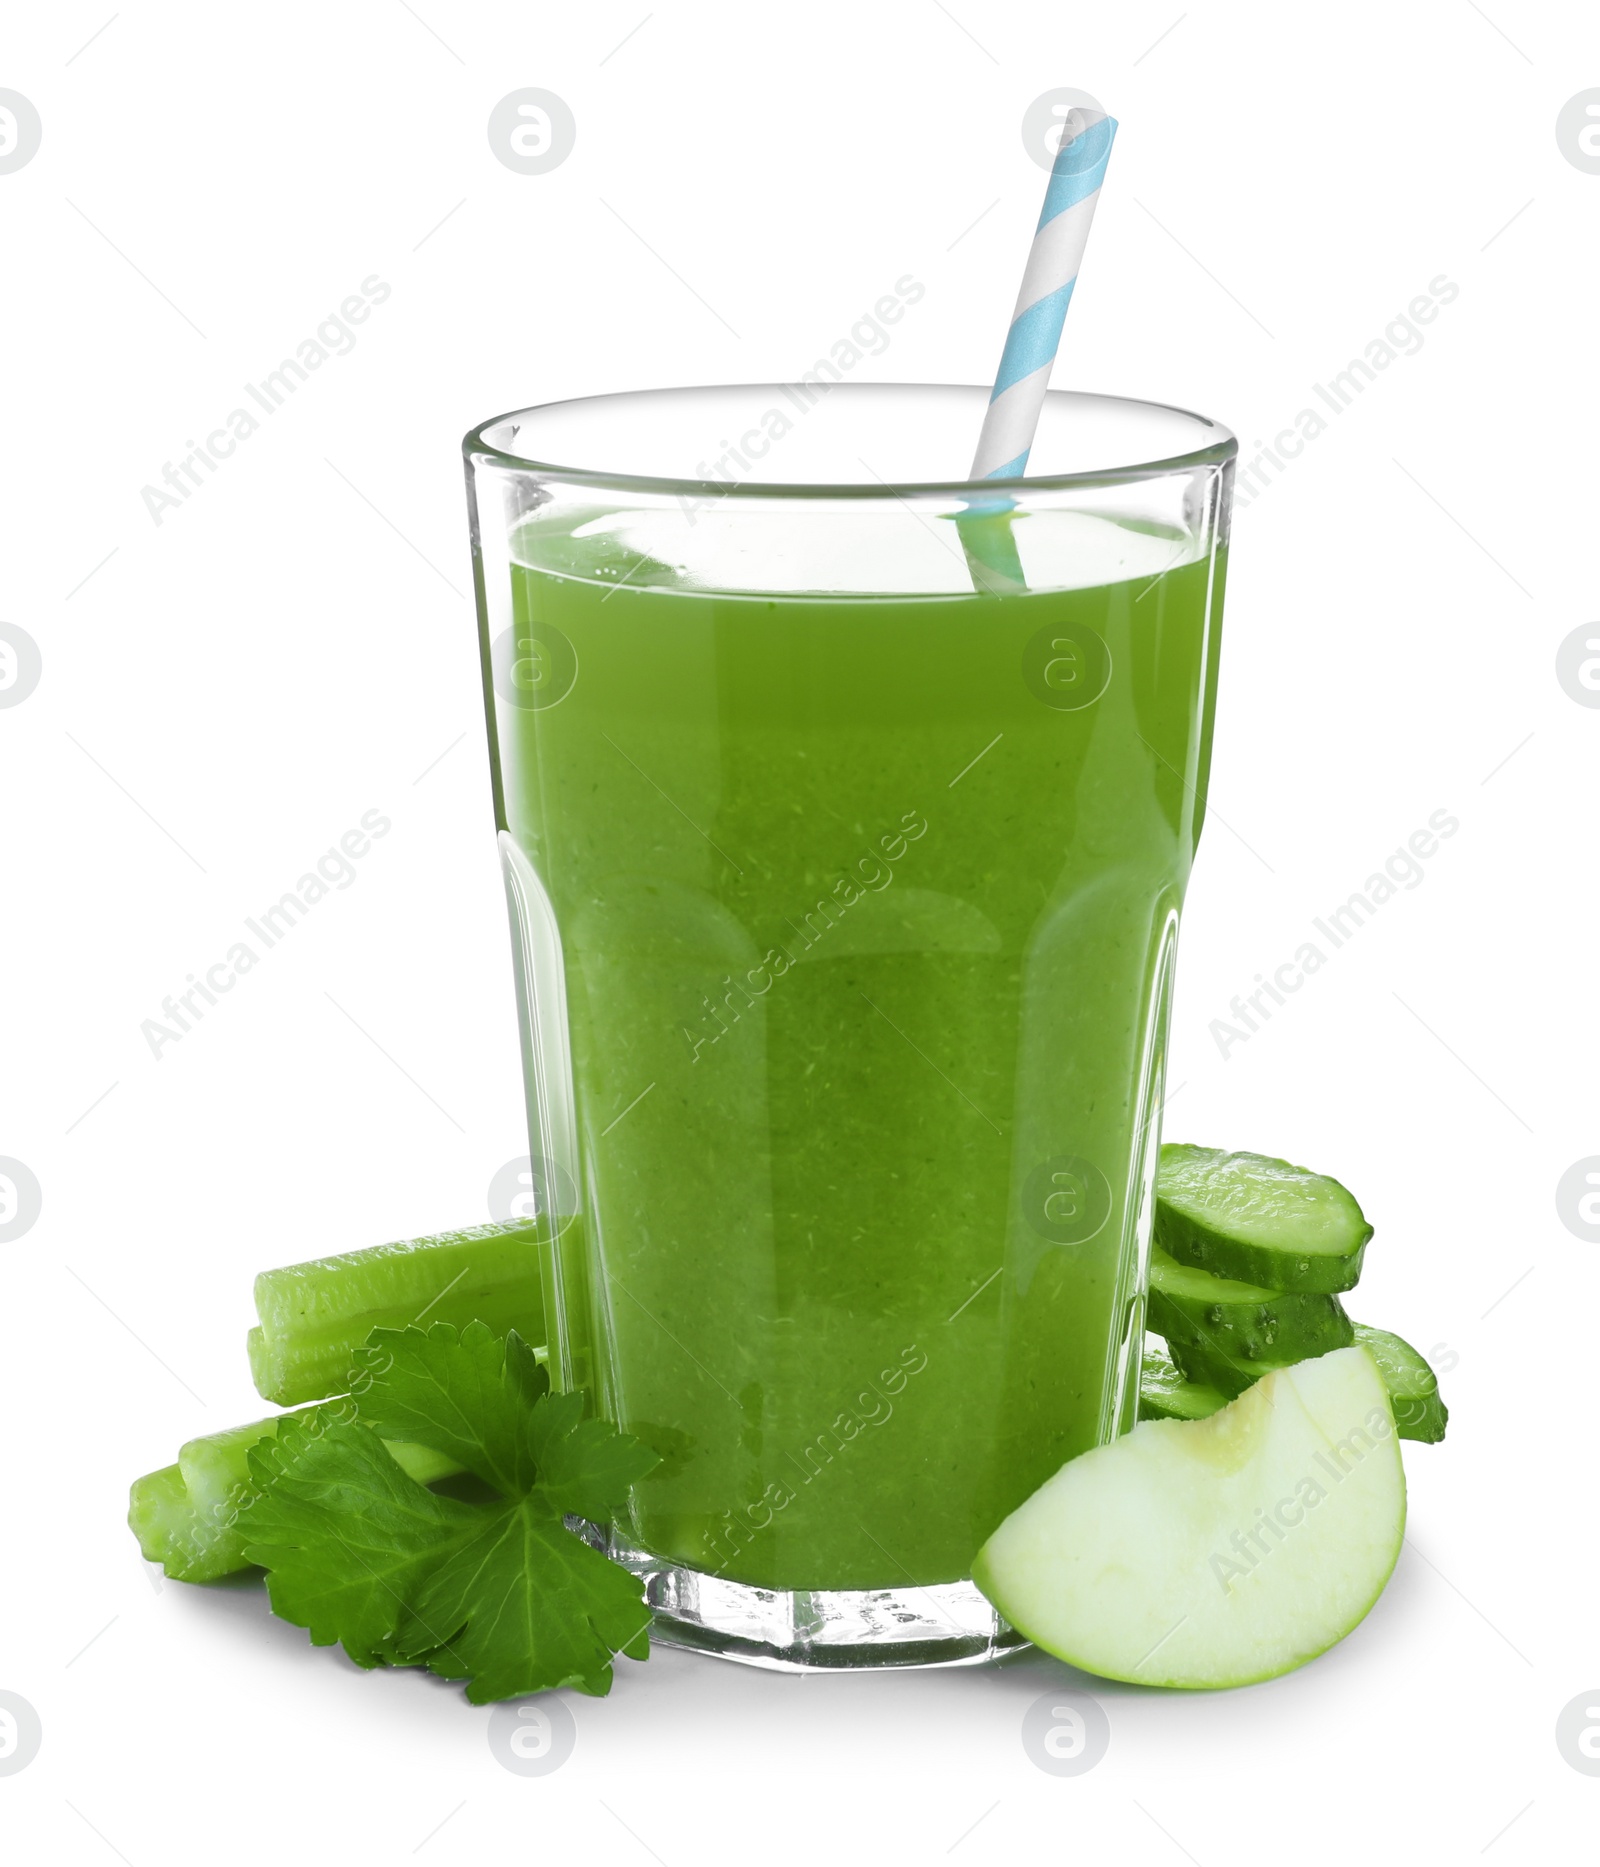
[{"xmin": 597, "ymin": 1529, "xmax": 1030, "ymax": 1671}]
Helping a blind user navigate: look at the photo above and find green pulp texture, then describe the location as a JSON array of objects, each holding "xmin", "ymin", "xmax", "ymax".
[{"xmin": 492, "ymin": 547, "xmax": 1224, "ymax": 1588}]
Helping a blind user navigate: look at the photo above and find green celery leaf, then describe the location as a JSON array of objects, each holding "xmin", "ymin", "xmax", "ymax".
[
  {"xmin": 241, "ymin": 1322, "xmax": 659, "ymax": 1700},
  {"xmin": 239, "ymin": 1415, "xmax": 481, "ymax": 1668},
  {"xmin": 391, "ymin": 1492, "xmax": 654, "ymax": 1701},
  {"xmin": 530, "ymin": 1391, "xmax": 662, "ymax": 1520},
  {"xmin": 352, "ymin": 1320, "xmax": 547, "ymax": 1493}
]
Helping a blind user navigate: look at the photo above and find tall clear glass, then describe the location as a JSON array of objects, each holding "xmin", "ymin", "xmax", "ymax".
[{"xmin": 464, "ymin": 384, "xmax": 1234, "ymax": 1669}]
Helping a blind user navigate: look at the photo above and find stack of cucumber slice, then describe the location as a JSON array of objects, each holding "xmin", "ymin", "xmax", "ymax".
[{"xmin": 1138, "ymin": 1144, "xmax": 1447, "ymax": 1443}]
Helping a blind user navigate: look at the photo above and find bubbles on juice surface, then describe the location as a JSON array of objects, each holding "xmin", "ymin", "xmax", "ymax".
[{"xmin": 510, "ymin": 504, "xmax": 1205, "ymax": 600}]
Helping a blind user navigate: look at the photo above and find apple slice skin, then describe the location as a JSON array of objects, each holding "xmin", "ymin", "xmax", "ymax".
[{"xmin": 973, "ymin": 1347, "xmax": 1406, "ymax": 1690}]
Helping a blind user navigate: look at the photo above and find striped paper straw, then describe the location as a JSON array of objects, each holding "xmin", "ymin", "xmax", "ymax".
[{"xmin": 969, "ymin": 110, "xmax": 1118, "ymax": 481}]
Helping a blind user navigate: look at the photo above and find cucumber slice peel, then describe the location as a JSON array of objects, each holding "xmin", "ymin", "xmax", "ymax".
[
  {"xmin": 1138, "ymin": 1344, "xmax": 1229, "ymax": 1423},
  {"xmin": 1167, "ymin": 1327, "xmax": 1446, "ymax": 1444},
  {"xmin": 1167, "ymin": 1334, "xmax": 1260, "ymax": 1399},
  {"xmin": 1156, "ymin": 1144, "xmax": 1373, "ymax": 1294},
  {"xmin": 1351, "ymin": 1323, "xmax": 1447, "ymax": 1445},
  {"xmin": 1148, "ymin": 1246, "xmax": 1354, "ymax": 1364}
]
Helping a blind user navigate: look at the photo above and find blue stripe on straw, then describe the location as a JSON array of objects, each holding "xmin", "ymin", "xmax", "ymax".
[
  {"xmin": 979, "ymin": 450, "xmax": 1030, "ymax": 482},
  {"xmin": 964, "ymin": 108, "xmax": 1117, "ymax": 489},
  {"xmin": 1037, "ymin": 114, "xmax": 1116, "ymax": 227},
  {"xmin": 989, "ymin": 278, "xmax": 1076, "ymax": 400}
]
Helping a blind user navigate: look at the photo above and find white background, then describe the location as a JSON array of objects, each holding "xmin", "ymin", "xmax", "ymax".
[{"xmin": 2, "ymin": 1, "xmax": 1597, "ymax": 1860}]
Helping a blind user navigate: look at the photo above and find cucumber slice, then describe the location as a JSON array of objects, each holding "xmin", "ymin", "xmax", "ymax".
[
  {"xmin": 1165, "ymin": 1335, "xmax": 1261, "ymax": 1400},
  {"xmin": 1167, "ymin": 1327, "xmax": 1447, "ymax": 1444},
  {"xmin": 1138, "ymin": 1344, "xmax": 1228, "ymax": 1423},
  {"xmin": 973, "ymin": 1346, "xmax": 1407, "ymax": 1688},
  {"xmin": 1156, "ymin": 1144, "xmax": 1373, "ymax": 1294},
  {"xmin": 1147, "ymin": 1246, "xmax": 1353, "ymax": 1363},
  {"xmin": 1352, "ymin": 1324, "xmax": 1447, "ymax": 1445},
  {"xmin": 250, "ymin": 1220, "xmax": 546, "ymax": 1405}
]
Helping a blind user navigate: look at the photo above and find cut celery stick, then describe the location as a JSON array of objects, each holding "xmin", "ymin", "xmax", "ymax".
[
  {"xmin": 179, "ymin": 1412, "xmax": 462, "ymax": 1571},
  {"xmin": 182, "ymin": 1410, "xmax": 460, "ymax": 1502},
  {"xmin": 246, "ymin": 1326, "xmax": 273, "ymax": 1399},
  {"xmin": 128, "ymin": 1463, "xmax": 224, "ymax": 1583},
  {"xmin": 130, "ymin": 1410, "xmax": 470, "ymax": 1583},
  {"xmin": 249, "ymin": 1220, "xmax": 547, "ymax": 1404}
]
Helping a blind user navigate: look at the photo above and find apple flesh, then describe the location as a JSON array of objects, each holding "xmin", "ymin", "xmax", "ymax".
[{"xmin": 973, "ymin": 1345, "xmax": 1406, "ymax": 1688}]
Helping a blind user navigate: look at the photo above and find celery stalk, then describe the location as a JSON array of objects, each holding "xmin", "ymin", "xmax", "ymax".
[
  {"xmin": 129, "ymin": 1410, "xmax": 468, "ymax": 1583},
  {"xmin": 249, "ymin": 1220, "xmax": 547, "ymax": 1405},
  {"xmin": 128, "ymin": 1463, "xmax": 220, "ymax": 1582}
]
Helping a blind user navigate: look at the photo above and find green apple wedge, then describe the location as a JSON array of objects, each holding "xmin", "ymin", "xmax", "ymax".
[{"xmin": 973, "ymin": 1345, "xmax": 1406, "ymax": 1688}]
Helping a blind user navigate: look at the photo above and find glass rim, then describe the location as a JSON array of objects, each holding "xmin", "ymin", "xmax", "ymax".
[{"xmin": 463, "ymin": 383, "xmax": 1237, "ymax": 500}]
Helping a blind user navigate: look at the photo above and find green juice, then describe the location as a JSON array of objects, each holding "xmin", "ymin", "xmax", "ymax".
[{"xmin": 488, "ymin": 519, "xmax": 1225, "ymax": 1590}]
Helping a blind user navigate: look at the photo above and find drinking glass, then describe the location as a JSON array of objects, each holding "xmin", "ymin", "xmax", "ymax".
[{"xmin": 464, "ymin": 383, "xmax": 1234, "ymax": 1667}]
